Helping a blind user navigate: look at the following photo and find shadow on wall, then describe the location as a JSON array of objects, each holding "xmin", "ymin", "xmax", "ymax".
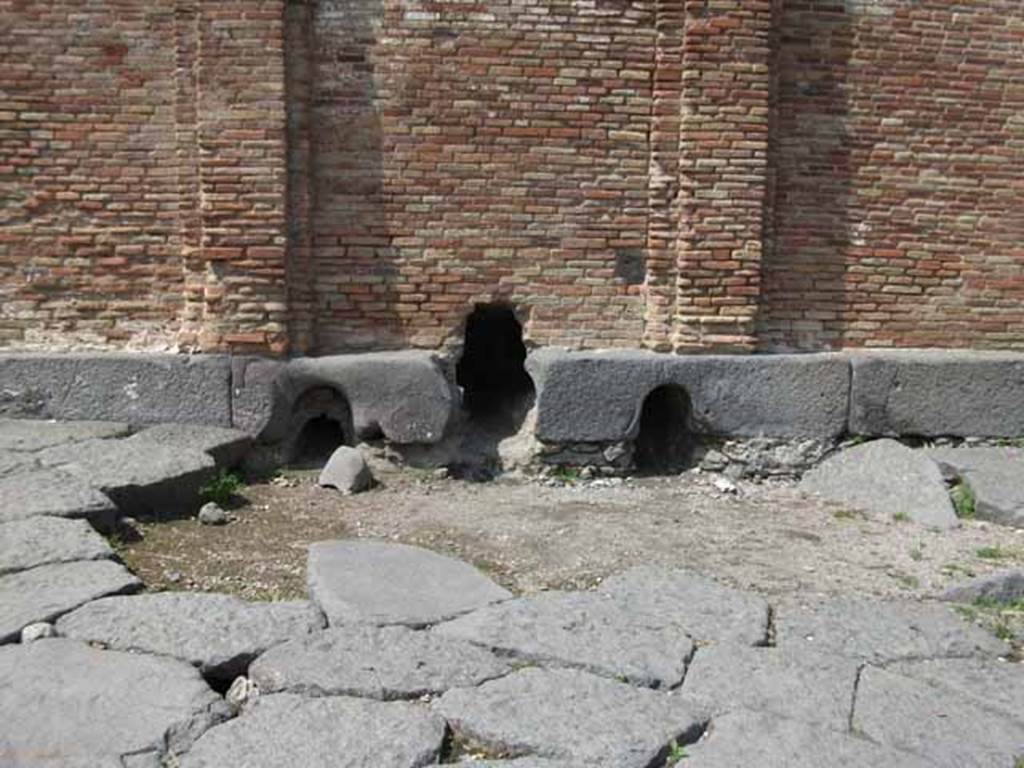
[{"xmin": 759, "ymin": 2, "xmax": 853, "ymax": 351}]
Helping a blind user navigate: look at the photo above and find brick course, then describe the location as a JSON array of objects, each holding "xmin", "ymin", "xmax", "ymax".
[{"xmin": 1, "ymin": 0, "xmax": 1022, "ymax": 354}]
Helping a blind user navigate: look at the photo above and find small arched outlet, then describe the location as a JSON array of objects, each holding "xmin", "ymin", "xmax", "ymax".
[
  {"xmin": 284, "ymin": 387, "xmax": 354, "ymax": 467},
  {"xmin": 635, "ymin": 384, "xmax": 694, "ymax": 473},
  {"xmin": 456, "ymin": 303, "xmax": 534, "ymax": 417}
]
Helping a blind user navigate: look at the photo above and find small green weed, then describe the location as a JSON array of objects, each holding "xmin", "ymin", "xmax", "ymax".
[
  {"xmin": 976, "ymin": 546, "xmax": 1011, "ymax": 561},
  {"xmin": 950, "ymin": 482, "xmax": 976, "ymax": 519},
  {"xmin": 909, "ymin": 543, "xmax": 924, "ymax": 562},
  {"xmin": 892, "ymin": 512, "xmax": 910, "ymax": 523},
  {"xmin": 833, "ymin": 508, "xmax": 860, "ymax": 520},
  {"xmin": 550, "ymin": 465, "xmax": 581, "ymax": 484},
  {"xmin": 199, "ymin": 470, "xmax": 244, "ymax": 506},
  {"xmin": 665, "ymin": 740, "xmax": 688, "ymax": 765}
]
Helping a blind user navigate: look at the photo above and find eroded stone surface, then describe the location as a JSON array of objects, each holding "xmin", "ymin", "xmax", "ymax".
[
  {"xmin": 884, "ymin": 657, "xmax": 1024, "ymax": 724},
  {"xmin": 250, "ymin": 623, "xmax": 510, "ymax": 699},
  {"xmin": 434, "ymin": 667, "xmax": 711, "ymax": 767},
  {"xmin": 801, "ymin": 439, "xmax": 958, "ymax": 528},
  {"xmin": 0, "ymin": 559, "xmax": 141, "ymax": 643},
  {"xmin": 308, "ymin": 540, "xmax": 511, "ymax": 627},
  {"xmin": 435, "ymin": 590, "xmax": 694, "ymax": 688},
  {"xmin": 597, "ymin": 566, "xmax": 771, "ymax": 646},
  {"xmin": 0, "ymin": 638, "xmax": 227, "ymax": 766},
  {"xmin": 0, "ymin": 468, "xmax": 119, "ymax": 530},
  {"xmin": 0, "ymin": 448, "xmax": 38, "ymax": 477},
  {"xmin": 0, "ymin": 418, "xmax": 132, "ymax": 452},
  {"xmin": 774, "ymin": 596, "xmax": 1008, "ymax": 663},
  {"xmin": 130, "ymin": 423, "xmax": 252, "ymax": 468},
  {"xmin": 0, "ymin": 516, "xmax": 113, "ymax": 575},
  {"xmin": 852, "ymin": 664, "xmax": 1024, "ymax": 768},
  {"xmin": 179, "ymin": 693, "xmax": 446, "ymax": 768},
  {"xmin": 57, "ymin": 592, "xmax": 324, "ymax": 681},
  {"xmin": 681, "ymin": 643, "xmax": 859, "ymax": 731},
  {"xmin": 683, "ymin": 709, "xmax": 935, "ymax": 768}
]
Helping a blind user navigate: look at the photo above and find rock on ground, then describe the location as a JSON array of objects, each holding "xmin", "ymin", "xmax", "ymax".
[
  {"xmin": 774, "ymin": 596, "xmax": 1008, "ymax": 663},
  {"xmin": 0, "ymin": 468, "xmax": 119, "ymax": 531},
  {"xmin": 852, "ymin": 664, "xmax": 1024, "ymax": 768},
  {"xmin": 0, "ymin": 418, "xmax": 132, "ymax": 452},
  {"xmin": 56, "ymin": 592, "xmax": 324, "ymax": 682},
  {"xmin": 318, "ymin": 445, "xmax": 373, "ymax": 494},
  {"xmin": 130, "ymin": 423, "xmax": 252, "ymax": 467},
  {"xmin": 0, "ymin": 638, "xmax": 227, "ymax": 766},
  {"xmin": 928, "ymin": 446, "xmax": 1024, "ymax": 528},
  {"xmin": 434, "ymin": 667, "xmax": 711, "ymax": 768},
  {"xmin": 0, "ymin": 516, "xmax": 113, "ymax": 576},
  {"xmin": 0, "ymin": 559, "xmax": 141, "ymax": 643},
  {"xmin": 197, "ymin": 501, "xmax": 228, "ymax": 525},
  {"xmin": 683, "ymin": 709, "xmax": 934, "ymax": 768},
  {"xmin": 250, "ymin": 623, "xmax": 510, "ymax": 700},
  {"xmin": 178, "ymin": 693, "xmax": 446, "ymax": 768},
  {"xmin": 681, "ymin": 643, "xmax": 860, "ymax": 731},
  {"xmin": 942, "ymin": 568, "xmax": 1024, "ymax": 604},
  {"xmin": 596, "ymin": 566, "xmax": 771, "ymax": 646},
  {"xmin": 434, "ymin": 590, "xmax": 695, "ymax": 688},
  {"xmin": 800, "ymin": 439, "xmax": 958, "ymax": 528},
  {"xmin": 307, "ymin": 540, "xmax": 511, "ymax": 627}
]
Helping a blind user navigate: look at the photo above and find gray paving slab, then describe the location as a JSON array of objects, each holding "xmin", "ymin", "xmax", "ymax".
[
  {"xmin": 942, "ymin": 568, "xmax": 1024, "ymax": 604},
  {"xmin": 130, "ymin": 423, "xmax": 252, "ymax": 468},
  {"xmin": 56, "ymin": 592, "xmax": 324, "ymax": 682},
  {"xmin": 0, "ymin": 516, "xmax": 113, "ymax": 576},
  {"xmin": 884, "ymin": 656, "xmax": 1024, "ymax": 724},
  {"xmin": 928, "ymin": 446, "xmax": 1024, "ymax": 528},
  {"xmin": 0, "ymin": 467, "xmax": 119, "ymax": 531},
  {"xmin": 0, "ymin": 418, "xmax": 132, "ymax": 452}
]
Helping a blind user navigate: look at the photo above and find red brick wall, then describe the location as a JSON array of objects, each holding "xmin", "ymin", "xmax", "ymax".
[
  {"xmin": 1, "ymin": 1, "xmax": 1022, "ymax": 354},
  {"xmin": 761, "ymin": 0, "xmax": 1024, "ymax": 351}
]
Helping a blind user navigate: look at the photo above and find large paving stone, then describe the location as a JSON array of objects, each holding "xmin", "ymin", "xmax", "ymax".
[
  {"xmin": 683, "ymin": 709, "xmax": 935, "ymax": 768},
  {"xmin": 130, "ymin": 423, "xmax": 252, "ymax": 468},
  {"xmin": 0, "ymin": 418, "xmax": 132, "ymax": 452},
  {"xmin": 308, "ymin": 540, "xmax": 511, "ymax": 627},
  {"xmin": 179, "ymin": 693, "xmax": 446, "ymax": 768},
  {"xmin": 39, "ymin": 435, "xmax": 216, "ymax": 518},
  {"xmin": 774, "ymin": 596, "xmax": 1009, "ymax": 663},
  {"xmin": 435, "ymin": 590, "xmax": 695, "ymax": 688},
  {"xmin": 0, "ymin": 638, "xmax": 228, "ymax": 766},
  {"xmin": 852, "ymin": 664, "xmax": 1024, "ymax": 768},
  {"xmin": 928, "ymin": 446, "xmax": 1024, "ymax": 528},
  {"xmin": 434, "ymin": 667, "xmax": 711, "ymax": 767},
  {"xmin": 596, "ymin": 566, "xmax": 771, "ymax": 646},
  {"xmin": 0, "ymin": 560, "xmax": 141, "ymax": 643},
  {"xmin": 884, "ymin": 657, "xmax": 1024, "ymax": 724},
  {"xmin": 250, "ymin": 623, "xmax": 511, "ymax": 699},
  {"xmin": 0, "ymin": 353, "xmax": 233, "ymax": 426},
  {"xmin": 457, "ymin": 762, "xmax": 583, "ymax": 768},
  {"xmin": 681, "ymin": 643, "xmax": 860, "ymax": 731},
  {"xmin": 849, "ymin": 350, "xmax": 1024, "ymax": 438},
  {"xmin": 526, "ymin": 349, "xmax": 849, "ymax": 442},
  {"xmin": 800, "ymin": 439, "xmax": 959, "ymax": 528},
  {"xmin": 942, "ymin": 568, "xmax": 1024, "ymax": 604},
  {"xmin": 241, "ymin": 351, "xmax": 457, "ymax": 444},
  {"xmin": 56, "ymin": 592, "xmax": 324, "ymax": 682},
  {"xmin": 0, "ymin": 467, "xmax": 119, "ymax": 531},
  {"xmin": 0, "ymin": 516, "xmax": 113, "ymax": 576},
  {"xmin": 0, "ymin": 448, "xmax": 38, "ymax": 477}
]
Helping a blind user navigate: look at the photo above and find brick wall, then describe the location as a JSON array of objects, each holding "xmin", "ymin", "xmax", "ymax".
[
  {"xmin": 761, "ymin": 0, "xmax": 1024, "ymax": 351},
  {"xmin": 1, "ymin": 0, "xmax": 1022, "ymax": 354}
]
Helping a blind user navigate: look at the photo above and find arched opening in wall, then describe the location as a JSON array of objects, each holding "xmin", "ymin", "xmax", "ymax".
[
  {"xmin": 285, "ymin": 387, "xmax": 354, "ymax": 468},
  {"xmin": 456, "ymin": 304, "xmax": 534, "ymax": 418},
  {"xmin": 635, "ymin": 385, "xmax": 694, "ymax": 473}
]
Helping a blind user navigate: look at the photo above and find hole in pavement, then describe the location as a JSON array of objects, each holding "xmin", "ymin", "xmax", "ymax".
[{"xmin": 635, "ymin": 384, "xmax": 694, "ymax": 473}]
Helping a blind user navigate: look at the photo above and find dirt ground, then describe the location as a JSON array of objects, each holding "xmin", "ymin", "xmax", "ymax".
[{"xmin": 122, "ymin": 465, "xmax": 1024, "ymax": 643}]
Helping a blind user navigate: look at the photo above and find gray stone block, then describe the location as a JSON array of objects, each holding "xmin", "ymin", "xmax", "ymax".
[
  {"xmin": 434, "ymin": 667, "xmax": 711, "ymax": 768},
  {"xmin": 56, "ymin": 592, "xmax": 325, "ymax": 682},
  {"xmin": 434, "ymin": 590, "xmax": 695, "ymax": 688},
  {"xmin": 0, "ymin": 353, "xmax": 233, "ymax": 426},
  {"xmin": 0, "ymin": 418, "xmax": 132, "ymax": 452},
  {"xmin": 774, "ymin": 596, "xmax": 1009, "ymax": 663},
  {"xmin": 597, "ymin": 566, "xmax": 771, "ymax": 647},
  {"xmin": 927, "ymin": 446, "xmax": 1024, "ymax": 528},
  {"xmin": 526, "ymin": 349, "xmax": 849, "ymax": 443},
  {"xmin": 0, "ymin": 467, "xmax": 119, "ymax": 531},
  {"xmin": 0, "ymin": 448, "xmax": 38, "ymax": 478},
  {"xmin": 682, "ymin": 709, "xmax": 934, "ymax": 768},
  {"xmin": 852, "ymin": 664, "xmax": 1024, "ymax": 768},
  {"xmin": 849, "ymin": 350, "xmax": 1024, "ymax": 438},
  {"xmin": 0, "ymin": 517, "xmax": 113, "ymax": 576},
  {"xmin": 885, "ymin": 657, "xmax": 1024, "ymax": 724},
  {"xmin": 0, "ymin": 638, "xmax": 227, "ymax": 766},
  {"xmin": 801, "ymin": 439, "xmax": 959, "ymax": 529},
  {"xmin": 179, "ymin": 693, "xmax": 446, "ymax": 768},
  {"xmin": 0, "ymin": 560, "xmax": 141, "ymax": 644},
  {"xmin": 250, "ymin": 624, "xmax": 511, "ymax": 699},
  {"xmin": 130, "ymin": 423, "xmax": 252, "ymax": 468},
  {"xmin": 237, "ymin": 351, "xmax": 457, "ymax": 445},
  {"xmin": 942, "ymin": 569, "xmax": 1024, "ymax": 604},
  {"xmin": 307, "ymin": 540, "xmax": 511, "ymax": 627}
]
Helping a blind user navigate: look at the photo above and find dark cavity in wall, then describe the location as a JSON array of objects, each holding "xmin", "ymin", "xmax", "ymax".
[
  {"xmin": 456, "ymin": 304, "xmax": 534, "ymax": 417},
  {"xmin": 286, "ymin": 387, "xmax": 354, "ymax": 467},
  {"xmin": 635, "ymin": 385, "xmax": 694, "ymax": 473}
]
